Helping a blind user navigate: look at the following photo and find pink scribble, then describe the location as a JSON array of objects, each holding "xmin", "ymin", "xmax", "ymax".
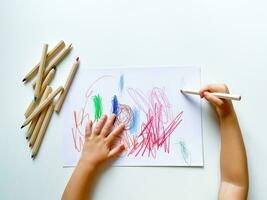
[{"xmin": 125, "ymin": 87, "xmax": 183, "ymax": 158}]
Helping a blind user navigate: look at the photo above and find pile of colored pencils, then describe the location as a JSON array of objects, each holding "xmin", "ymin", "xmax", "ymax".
[{"xmin": 21, "ymin": 40, "xmax": 79, "ymax": 159}]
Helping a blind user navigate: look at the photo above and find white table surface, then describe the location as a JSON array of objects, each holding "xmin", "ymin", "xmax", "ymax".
[{"xmin": 1, "ymin": 0, "xmax": 267, "ymax": 199}]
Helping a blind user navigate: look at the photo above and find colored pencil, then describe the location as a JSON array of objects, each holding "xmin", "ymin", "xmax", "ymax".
[
  {"xmin": 180, "ymin": 89, "xmax": 241, "ymax": 101},
  {"xmin": 54, "ymin": 57, "xmax": 79, "ymax": 113},
  {"xmin": 25, "ymin": 69, "xmax": 56, "ymax": 117},
  {"xmin": 22, "ymin": 40, "xmax": 65, "ymax": 82},
  {"xmin": 26, "ymin": 86, "xmax": 52, "ymax": 139},
  {"xmin": 29, "ymin": 87, "xmax": 52, "ymax": 147},
  {"xmin": 34, "ymin": 44, "xmax": 48, "ymax": 101},
  {"xmin": 21, "ymin": 86, "xmax": 64, "ymax": 128},
  {"xmin": 32, "ymin": 44, "xmax": 72, "ymax": 87},
  {"xmin": 31, "ymin": 103, "xmax": 55, "ymax": 159}
]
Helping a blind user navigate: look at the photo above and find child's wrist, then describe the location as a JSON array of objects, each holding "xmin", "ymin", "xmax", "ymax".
[
  {"xmin": 77, "ymin": 159, "xmax": 97, "ymax": 174},
  {"xmin": 219, "ymin": 109, "xmax": 236, "ymax": 122}
]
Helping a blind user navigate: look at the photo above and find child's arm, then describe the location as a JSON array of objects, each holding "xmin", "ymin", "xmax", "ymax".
[
  {"xmin": 200, "ymin": 84, "xmax": 249, "ymax": 200},
  {"xmin": 61, "ymin": 114, "xmax": 125, "ymax": 200}
]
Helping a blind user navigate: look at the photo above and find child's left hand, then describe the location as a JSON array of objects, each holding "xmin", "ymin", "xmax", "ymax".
[{"xmin": 79, "ymin": 114, "xmax": 125, "ymax": 169}]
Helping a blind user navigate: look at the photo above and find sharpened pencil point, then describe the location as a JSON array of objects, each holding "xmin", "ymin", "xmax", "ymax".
[
  {"xmin": 26, "ymin": 136, "xmax": 28, "ymax": 140},
  {"xmin": 21, "ymin": 125, "xmax": 25, "ymax": 129},
  {"xmin": 76, "ymin": 57, "xmax": 79, "ymax": 62},
  {"xmin": 31, "ymin": 154, "xmax": 35, "ymax": 159},
  {"xmin": 22, "ymin": 78, "xmax": 26, "ymax": 82},
  {"xmin": 29, "ymin": 143, "xmax": 32, "ymax": 148},
  {"xmin": 34, "ymin": 96, "xmax": 37, "ymax": 101}
]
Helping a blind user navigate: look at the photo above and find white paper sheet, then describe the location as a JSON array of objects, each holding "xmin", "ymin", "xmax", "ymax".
[{"xmin": 62, "ymin": 66, "xmax": 203, "ymax": 167}]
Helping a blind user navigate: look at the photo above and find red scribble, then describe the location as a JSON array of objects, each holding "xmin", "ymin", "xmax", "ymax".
[
  {"xmin": 71, "ymin": 75, "xmax": 112, "ymax": 152},
  {"xmin": 125, "ymin": 87, "xmax": 183, "ymax": 158}
]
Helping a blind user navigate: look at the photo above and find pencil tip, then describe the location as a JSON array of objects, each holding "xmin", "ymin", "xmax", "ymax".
[
  {"xmin": 180, "ymin": 89, "xmax": 183, "ymax": 93},
  {"xmin": 29, "ymin": 143, "xmax": 32, "ymax": 148},
  {"xmin": 21, "ymin": 125, "xmax": 25, "ymax": 129},
  {"xmin": 76, "ymin": 57, "xmax": 79, "ymax": 62},
  {"xmin": 34, "ymin": 96, "xmax": 37, "ymax": 101},
  {"xmin": 26, "ymin": 137, "xmax": 28, "ymax": 140},
  {"xmin": 31, "ymin": 154, "xmax": 35, "ymax": 159},
  {"xmin": 22, "ymin": 78, "xmax": 26, "ymax": 82}
]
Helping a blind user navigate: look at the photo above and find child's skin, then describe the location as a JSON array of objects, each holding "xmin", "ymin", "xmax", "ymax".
[{"xmin": 62, "ymin": 84, "xmax": 249, "ymax": 200}]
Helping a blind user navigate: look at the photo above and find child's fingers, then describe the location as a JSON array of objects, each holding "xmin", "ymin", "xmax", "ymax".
[
  {"xmin": 85, "ymin": 120, "xmax": 93, "ymax": 139},
  {"xmin": 100, "ymin": 114, "xmax": 116, "ymax": 137},
  {"xmin": 199, "ymin": 84, "xmax": 229, "ymax": 98},
  {"xmin": 204, "ymin": 92, "xmax": 224, "ymax": 107},
  {"xmin": 108, "ymin": 144, "xmax": 125, "ymax": 158},
  {"xmin": 93, "ymin": 115, "xmax": 107, "ymax": 136},
  {"xmin": 106, "ymin": 124, "xmax": 125, "ymax": 147}
]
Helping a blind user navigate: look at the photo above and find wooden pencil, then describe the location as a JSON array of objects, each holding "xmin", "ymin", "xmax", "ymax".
[
  {"xmin": 26, "ymin": 86, "xmax": 52, "ymax": 139},
  {"xmin": 29, "ymin": 106, "xmax": 49, "ymax": 147},
  {"xmin": 54, "ymin": 57, "xmax": 79, "ymax": 113},
  {"xmin": 28, "ymin": 87, "xmax": 52, "ymax": 147},
  {"xmin": 34, "ymin": 44, "xmax": 48, "ymax": 101},
  {"xmin": 24, "ymin": 100, "xmax": 37, "ymax": 119},
  {"xmin": 27, "ymin": 119, "xmax": 38, "ymax": 140},
  {"xmin": 32, "ymin": 68, "xmax": 55, "ymax": 89},
  {"xmin": 31, "ymin": 102, "xmax": 55, "ymax": 159},
  {"xmin": 25, "ymin": 69, "xmax": 56, "ymax": 118},
  {"xmin": 180, "ymin": 89, "xmax": 241, "ymax": 101},
  {"xmin": 22, "ymin": 40, "xmax": 65, "ymax": 82},
  {"xmin": 32, "ymin": 44, "xmax": 72, "ymax": 87},
  {"xmin": 21, "ymin": 86, "xmax": 64, "ymax": 128}
]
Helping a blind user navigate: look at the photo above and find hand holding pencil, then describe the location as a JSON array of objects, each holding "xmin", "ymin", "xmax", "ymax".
[{"xmin": 182, "ymin": 84, "xmax": 239, "ymax": 118}]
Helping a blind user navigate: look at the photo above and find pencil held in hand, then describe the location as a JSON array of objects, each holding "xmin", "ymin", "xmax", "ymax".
[{"xmin": 180, "ymin": 89, "xmax": 241, "ymax": 101}]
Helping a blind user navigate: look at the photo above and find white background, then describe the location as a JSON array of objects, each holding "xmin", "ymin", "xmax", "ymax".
[{"xmin": 1, "ymin": 0, "xmax": 267, "ymax": 199}]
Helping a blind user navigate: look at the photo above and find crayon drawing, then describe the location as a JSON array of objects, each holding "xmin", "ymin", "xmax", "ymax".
[{"xmin": 62, "ymin": 67, "xmax": 203, "ymax": 166}]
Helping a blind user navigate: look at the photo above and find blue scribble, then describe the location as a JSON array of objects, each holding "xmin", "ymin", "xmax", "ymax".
[
  {"xmin": 119, "ymin": 73, "xmax": 124, "ymax": 93},
  {"xmin": 130, "ymin": 107, "xmax": 140, "ymax": 134},
  {"xmin": 112, "ymin": 95, "xmax": 118, "ymax": 115},
  {"xmin": 178, "ymin": 141, "xmax": 191, "ymax": 165}
]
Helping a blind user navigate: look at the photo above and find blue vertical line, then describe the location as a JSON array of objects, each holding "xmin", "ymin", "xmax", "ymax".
[
  {"xmin": 119, "ymin": 73, "xmax": 124, "ymax": 93},
  {"xmin": 112, "ymin": 95, "xmax": 119, "ymax": 115},
  {"xmin": 130, "ymin": 107, "xmax": 140, "ymax": 134}
]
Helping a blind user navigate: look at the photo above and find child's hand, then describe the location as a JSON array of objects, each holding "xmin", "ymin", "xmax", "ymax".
[
  {"xmin": 199, "ymin": 84, "xmax": 235, "ymax": 118},
  {"xmin": 79, "ymin": 114, "xmax": 125, "ymax": 169}
]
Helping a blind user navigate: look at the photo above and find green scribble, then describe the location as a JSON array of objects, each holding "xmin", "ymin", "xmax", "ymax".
[{"xmin": 93, "ymin": 94, "xmax": 103, "ymax": 121}]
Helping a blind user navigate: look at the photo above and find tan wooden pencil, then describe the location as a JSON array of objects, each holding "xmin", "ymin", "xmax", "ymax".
[
  {"xmin": 32, "ymin": 68, "xmax": 55, "ymax": 89},
  {"xmin": 31, "ymin": 102, "xmax": 55, "ymax": 159},
  {"xmin": 27, "ymin": 119, "xmax": 38, "ymax": 140},
  {"xmin": 25, "ymin": 69, "xmax": 55, "ymax": 118},
  {"xmin": 21, "ymin": 86, "xmax": 64, "ymax": 128},
  {"xmin": 32, "ymin": 44, "xmax": 72, "ymax": 87},
  {"xmin": 34, "ymin": 44, "xmax": 48, "ymax": 101},
  {"xmin": 29, "ymin": 87, "xmax": 52, "ymax": 147},
  {"xmin": 54, "ymin": 57, "xmax": 79, "ymax": 113},
  {"xmin": 29, "ymin": 107, "xmax": 49, "ymax": 147},
  {"xmin": 180, "ymin": 89, "xmax": 241, "ymax": 101},
  {"xmin": 22, "ymin": 40, "xmax": 65, "ymax": 82},
  {"xmin": 26, "ymin": 86, "xmax": 52, "ymax": 139}
]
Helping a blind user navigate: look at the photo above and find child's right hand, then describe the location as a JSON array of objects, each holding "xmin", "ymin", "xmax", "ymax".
[
  {"xmin": 199, "ymin": 84, "xmax": 235, "ymax": 119},
  {"xmin": 79, "ymin": 114, "xmax": 125, "ymax": 170}
]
